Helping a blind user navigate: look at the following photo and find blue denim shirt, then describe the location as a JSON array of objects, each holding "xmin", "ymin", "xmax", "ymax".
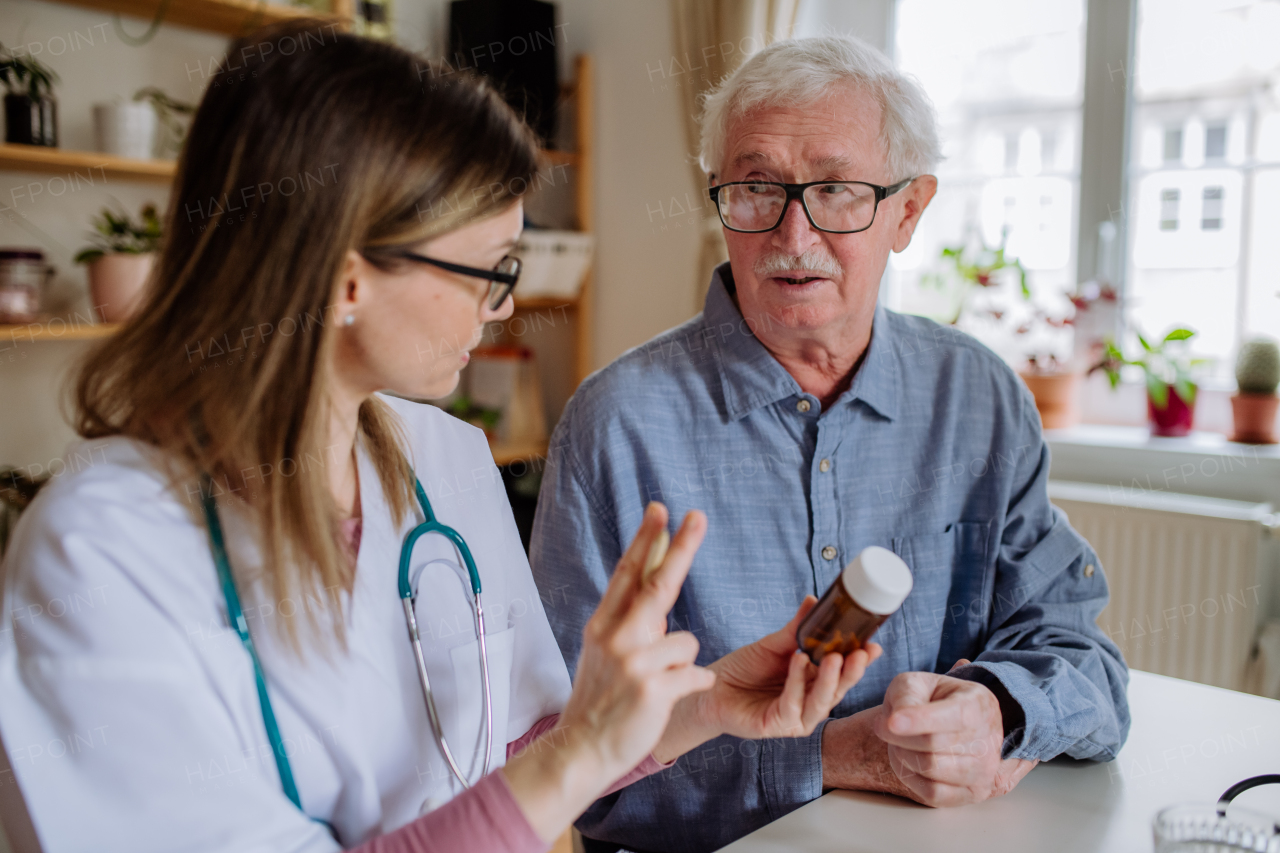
[{"xmin": 529, "ymin": 264, "xmax": 1130, "ymax": 853}]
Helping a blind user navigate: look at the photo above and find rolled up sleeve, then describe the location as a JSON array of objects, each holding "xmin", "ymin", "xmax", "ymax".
[{"xmin": 759, "ymin": 723, "xmax": 829, "ymax": 818}]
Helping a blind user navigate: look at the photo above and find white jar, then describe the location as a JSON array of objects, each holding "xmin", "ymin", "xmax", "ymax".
[{"xmin": 93, "ymin": 101, "xmax": 157, "ymax": 160}]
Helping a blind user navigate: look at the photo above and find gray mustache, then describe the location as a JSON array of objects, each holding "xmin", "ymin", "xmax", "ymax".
[{"xmin": 753, "ymin": 251, "xmax": 843, "ymax": 279}]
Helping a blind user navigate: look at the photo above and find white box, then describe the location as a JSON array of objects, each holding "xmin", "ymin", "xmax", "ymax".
[{"xmin": 514, "ymin": 230, "xmax": 593, "ymax": 299}]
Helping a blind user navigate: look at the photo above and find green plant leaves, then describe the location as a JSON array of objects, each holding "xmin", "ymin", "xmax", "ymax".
[
  {"xmin": 1147, "ymin": 373, "xmax": 1169, "ymax": 409},
  {"xmin": 1164, "ymin": 328, "xmax": 1195, "ymax": 342},
  {"xmin": 74, "ymin": 202, "xmax": 164, "ymax": 263}
]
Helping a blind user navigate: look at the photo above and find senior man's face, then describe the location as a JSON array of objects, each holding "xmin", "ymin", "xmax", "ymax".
[{"xmin": 719, "ymin": 83, "xmax": 936, "ymax": 340}]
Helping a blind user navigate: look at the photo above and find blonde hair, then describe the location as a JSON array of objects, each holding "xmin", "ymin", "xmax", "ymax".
[{"xmin": 73, "ymin": 19, "xmax": 539, "ymax": 649}]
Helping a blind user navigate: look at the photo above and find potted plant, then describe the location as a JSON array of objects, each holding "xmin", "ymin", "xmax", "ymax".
[
  {"xmin": 73, "ymin": 203, "xmax": 163, "ymax": 323},
  {"xmin": 0, "ymin": 42, "xmax": 60, "ymax": 146},
  {"xmin": 928, "ymin": 233, "xmax": 1081, "ymax": 429},
  {"xmin": 1231, "ymin": 337, "xmax": 1279, "ymax": 444},
  {"xmin": 1020, "ymin": 353, "xmax": 1078, "ymax": 430},
  {"xmin": 133, "ymin": 87, "xmax": 196, "ymax": 159},
  {"xmin": 1091, "ymin": 327, "xmax": 1205, "ymax": 437},
  {"xmin": 921, "ymin": 230, "xmax": 1029, "ymax": 325}
]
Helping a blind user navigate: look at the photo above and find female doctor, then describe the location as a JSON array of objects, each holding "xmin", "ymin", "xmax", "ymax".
[{"xmin": 0, "ymin": 19, "xmax": 880, "ymax": 853}]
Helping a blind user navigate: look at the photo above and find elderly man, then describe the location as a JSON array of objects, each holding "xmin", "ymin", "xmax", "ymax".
[{"xmin": 530, "ymin": 34, "xmax": 1129, "ymax": 853}]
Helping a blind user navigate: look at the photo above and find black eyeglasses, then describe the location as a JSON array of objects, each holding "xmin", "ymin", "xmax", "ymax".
[
  {"xmin": 708, "ymin": 177, "xmax": 915, "ymax": 234},
  {"xmin": 394, "ymin": 252, "xmax": 522, "ymax": 310}
]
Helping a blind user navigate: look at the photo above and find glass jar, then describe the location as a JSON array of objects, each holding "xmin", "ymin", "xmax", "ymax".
[{"xmin": 0, "ymin": 249, "xmax": 55, "ymax": 323}]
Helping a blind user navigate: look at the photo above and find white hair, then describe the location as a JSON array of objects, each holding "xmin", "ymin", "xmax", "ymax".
[{"xmin": 698, "ymin": 35, "xmax": 942, "ymax": 182}]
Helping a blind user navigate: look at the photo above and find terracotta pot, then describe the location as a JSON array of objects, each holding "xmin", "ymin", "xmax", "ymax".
[
  {"xmin": 1230, "ymin": 393, "xmax": 1279, "ymax": 444},
  {"xmin": 1148, "ymin": 385, "xmax": 1195, "ymax": 437},
  {"xmin": 87, "ymin": 253, "xmax": 153, "ymax": 322},
  {"xmin": 1019, "ymin": 370, "xmax": 1080, "ymax": 430}
]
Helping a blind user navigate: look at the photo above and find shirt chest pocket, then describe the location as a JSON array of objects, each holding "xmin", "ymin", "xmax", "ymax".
[
  {"xmin": 445, "ymin": 623, "xmax": 516, "ymax": 781},
  {"xmin": 890, "ymin": 521, "xmax": 994, "ymax": 673}
]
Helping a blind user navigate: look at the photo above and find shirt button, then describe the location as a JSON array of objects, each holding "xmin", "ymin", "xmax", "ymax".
[
  {"xmin": 1084, "ymin": 563, "xmax": 1095, "ymax": 578},
  {"xmin": 821, "ymin": 546, "xmax": 837, "ymax": 561},
  {"xmin": 819, "ymin": 459, "xmax": 831, "ymax": 473},
  {"xmin": 796, "ymin": 399, "xmax": 811, "ymax": 413}
]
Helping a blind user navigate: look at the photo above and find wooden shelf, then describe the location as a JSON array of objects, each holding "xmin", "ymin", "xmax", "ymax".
[
  {"xmin": 512, "ymin": 294, "xmax": 579, "ymax": 311},
  {"xmin": 46, "ymin": 0, "xmax": 348, "ymax": 37},
  {"xmin": 0, "ymin": 321, "xmax": 119, "ymax": 343},
  {"xmin": 0, "ymin": 143, "xmax": 573, "ymax": 183},
  {"xmin": 488, "ymin": 436, "xmax": 548, "ymax": 467},
  {"xmin": 537, "ymin": 149, "xmax": 579, "ymax": 168},
  {"xmin": 0, "ymin": 143, "xmax": 175, "ymax": 182}
]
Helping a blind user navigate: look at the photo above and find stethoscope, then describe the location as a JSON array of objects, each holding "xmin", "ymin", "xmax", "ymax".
[{"xmin": 198, "ymin": 471, "xmax": 494, "ymax": 817}]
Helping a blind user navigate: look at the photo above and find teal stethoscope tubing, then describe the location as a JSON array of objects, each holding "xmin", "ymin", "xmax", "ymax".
[{"xmin": 199, "ymin": 471, "xmax": 494, "ymax": 814}]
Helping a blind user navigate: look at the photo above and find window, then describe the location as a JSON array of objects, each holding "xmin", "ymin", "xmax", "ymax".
[
  {"xmin": 1201, "ymin": 186, "xmax": 1224, "ymax": 231},
  {"xmin": 799, "ymin": 0, "xmax": 1280, "ymax": 385},
  {"xmin": 1160, "ymin": 189, "xmax": 1180, "ymax": 231},
  {"xmin": 1205, "ymin": 124, "xmax": 1227, "ymax": 161},
  {"xmin": 1126, "ymin": 0, "xmax": 1280, "ymax": 377},
  {"xmin": 884, "ymin": 0, "xmax": 1085, "ymax": 366},
  {"xmin": 1163, "ymin": 127, "xmax": 1183, "ymax": 164}
]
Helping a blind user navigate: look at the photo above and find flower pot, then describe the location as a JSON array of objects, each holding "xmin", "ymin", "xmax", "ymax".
[
  {"xmin": 1230, "ymin": 393, "xmax": 1279, "ymax": 444},
  {"xmin": 87, "ymin": 253, "xmax": 153, "ymax": 322},
  {"xmin": 1148, "ymin": 386, "xmax": 1195, "ymax": 437},
  {"xmin": 1019, "ymin": 370, "xmax": 1080, "ymax": 430},
  {"xmin": 4, "ymin": 93, "xmax": 58, "ymax": 146},
  {"xmin": 92, "ymin": 101, "xmax": 157, "ymax": 160}
]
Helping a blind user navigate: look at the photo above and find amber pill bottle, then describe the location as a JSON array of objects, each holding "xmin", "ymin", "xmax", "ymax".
[{"xmin": 795, "ymin": 545, "xmax": 914, "ymax": 666}]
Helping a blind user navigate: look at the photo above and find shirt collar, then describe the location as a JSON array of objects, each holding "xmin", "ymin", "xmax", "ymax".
[{"xmin": 703, "ymin": 262, "xmax": 900, "ymax": 423}]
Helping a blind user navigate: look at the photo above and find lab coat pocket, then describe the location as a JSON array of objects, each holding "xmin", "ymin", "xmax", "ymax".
[
  {"xmin": 891, "ymin": 521, "xmax": 994, "ymax": 672},
  {"xmin": 447, "ymin": 623, "xmax": 515, "ymax": 779}
]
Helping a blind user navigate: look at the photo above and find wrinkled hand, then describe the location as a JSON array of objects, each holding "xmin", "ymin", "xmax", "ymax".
[
  {"xmin": 694, "ymin": 596, "xmax": 881, "ymax": 741},
  {"xmin": 871, "ymin": 659, "xmax": 1037, "ymax": 806},
  {"xmin": 557, "ymin": 503, "xmax": 716, "ymax": 781}
]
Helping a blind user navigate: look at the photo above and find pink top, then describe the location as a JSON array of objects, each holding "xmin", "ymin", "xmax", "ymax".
[{"xmin": 338, "ymin": 518, "xmax": 671, "ymax": 852}]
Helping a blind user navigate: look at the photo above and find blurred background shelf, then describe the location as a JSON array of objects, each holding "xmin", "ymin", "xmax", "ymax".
[
  {"xmin": 0, "ymin": 143, "xmax": 175, "ymax": 182},
  {"xmin": 41, "ymin": 0, "xmax": 350, "ymax": 37},
  {"xmin": 488, "ymin": 437, "xmax": 548, "ymax": 467},
  {"xmin": 512, "ymin": 294, "xmax": 579, "ymax": 311},
  {"xmin": 0, "ymin": 322, "xmax": 119, "ymax": 342}
]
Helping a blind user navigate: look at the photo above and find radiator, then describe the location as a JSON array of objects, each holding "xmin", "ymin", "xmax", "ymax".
[{"xmin": 1047, "ymin": 480, "xmax": 1280, "ymax": 692}]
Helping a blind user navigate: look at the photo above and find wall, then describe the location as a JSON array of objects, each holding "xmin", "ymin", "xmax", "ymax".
[
  {"xmin": 0, "ymin": 0, "xmax": 226, "ymax": 475},
  {"xmin": 0, "ymin": 0, "xmax": 701, "ymax": 478}
]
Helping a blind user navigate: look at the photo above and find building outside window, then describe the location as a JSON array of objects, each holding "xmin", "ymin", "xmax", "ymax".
[
  {"xmin": 1127, "ymin": 0, "xmax": 1280, "ymax": 380},
  {"xmin": 803, "ymin": 0, "xmax": 1280, "ymax": 389},
  {"xmin": 885, "ymin": 0, "xmax": 1085, "ymax": 368}
]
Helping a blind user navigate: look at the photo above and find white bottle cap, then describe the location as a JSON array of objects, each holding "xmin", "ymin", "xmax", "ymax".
[{"xmin": 840, "ymin": 546, "xmax": 913, "ymax": 615}]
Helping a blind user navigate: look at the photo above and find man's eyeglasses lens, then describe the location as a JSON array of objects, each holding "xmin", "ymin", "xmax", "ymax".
[
  {"xmin": 487, "ymin": 256, "xmax": 522, "ymax": 310},
  {"xmin": 716, "ymin": 182, "xmax": 880, "ymax": 233}
]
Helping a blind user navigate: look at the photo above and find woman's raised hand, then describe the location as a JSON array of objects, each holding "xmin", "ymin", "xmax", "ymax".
[{"xmin": 554, "ymin": 502, "xmax": 716, "ymax": 781}]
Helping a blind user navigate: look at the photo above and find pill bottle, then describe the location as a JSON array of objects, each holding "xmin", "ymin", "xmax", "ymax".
[{"xmin": 795, "ymin": 545, "xmax": 913, "ymax": 666}]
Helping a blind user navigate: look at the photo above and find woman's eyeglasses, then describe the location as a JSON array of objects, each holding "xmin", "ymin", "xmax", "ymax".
[{"xmin": 394, "ymin": 252, "xmax": 522, "ymax": 310}]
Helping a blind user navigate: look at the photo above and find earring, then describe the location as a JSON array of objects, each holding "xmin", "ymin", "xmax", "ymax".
[{"xmin": 343, "ymin": 313, "xmax": 355, "ymax": 326}]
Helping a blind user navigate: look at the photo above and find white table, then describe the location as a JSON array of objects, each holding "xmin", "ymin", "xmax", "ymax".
[{"xmin": 720, "ymin": 671, "xmax": 1280, "ymax": 853}]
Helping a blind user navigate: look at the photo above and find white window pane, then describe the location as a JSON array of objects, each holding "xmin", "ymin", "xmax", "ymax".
[
  {"xmin": 888, "ymin": 0, "xmax": 1084, "ymax": 366},
  {"xmin": 1127, "ymin": 268, "xmax": 1239, "ymax": 358},
  {"xmin": 1131, "ymin": 171, "xmax": 1241, "ymax": 268},
  {"xmin": 1245, "ymin": 169, "xmax": 1280, "ymax": 339},
  {"xmin": 1126, "ymin": 0, "xmax": 1280, "ymax": 375}
]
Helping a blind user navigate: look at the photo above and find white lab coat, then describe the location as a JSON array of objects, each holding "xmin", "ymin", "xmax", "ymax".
[{"xmin": 0, "ymin": 395, "xmax": 572, "ymax": 852}]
